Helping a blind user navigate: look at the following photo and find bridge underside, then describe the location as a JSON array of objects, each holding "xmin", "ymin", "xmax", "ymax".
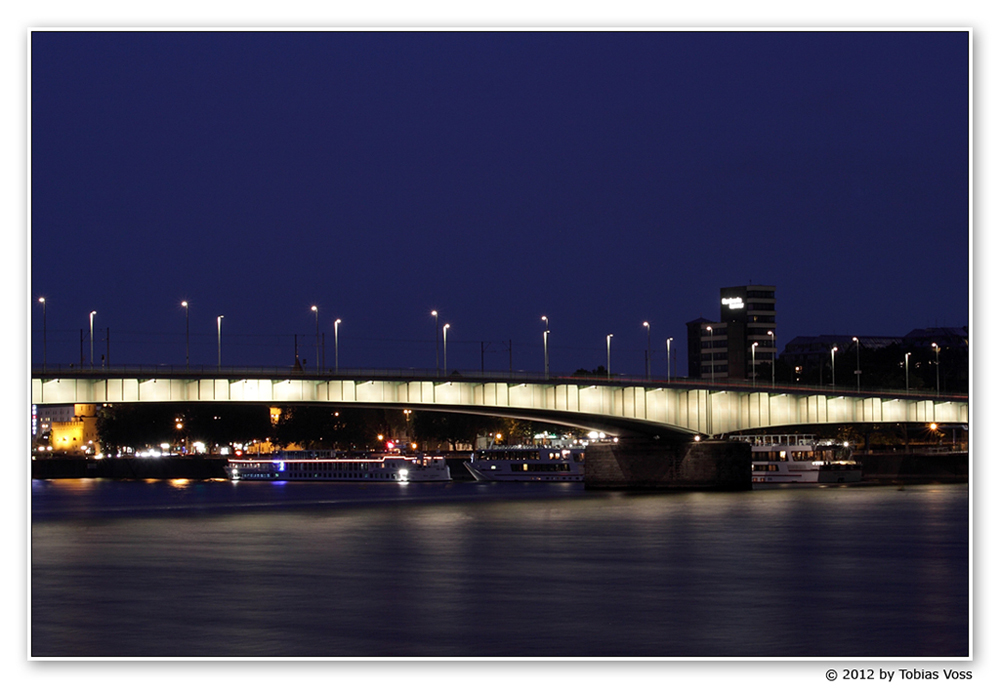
[{"xmin": 32, "ymin": 375, "xmax": 968, "ymax": 438}]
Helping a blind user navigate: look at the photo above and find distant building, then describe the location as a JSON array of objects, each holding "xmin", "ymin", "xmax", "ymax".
[
  {"xmin": 45, "ymin": 404, "xmax": 99, "ymax": 454},
  {"xmin": 902, "ymin": 326, "xmax": 968, "ymax": 351},
  {"xmin": 33, "ymin": 404, "xmax": 77, "ymax": 441},
  {"xmin": 686, "ymin": 285, "xmax": 777, "ymax": 381}
]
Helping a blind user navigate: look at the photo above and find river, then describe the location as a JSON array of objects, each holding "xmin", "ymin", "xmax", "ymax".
[{"xmin": 30, "ymin": 479, "xmax": 969, "ymax": 659}]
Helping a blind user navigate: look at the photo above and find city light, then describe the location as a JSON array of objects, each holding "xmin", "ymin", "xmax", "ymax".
[
  {"xmin": 606, "ymin": 333, "xmax": 613, "ymax": 379},
  {"xmin": 181, "ymin": 300, "xmax": 190, "ymax": 368},
  {"xmin": 643, "ymin": 321, "xmax": 651, "ymax": 379},
  {"xmin": 89, "ymin": 310, "xmax": 97, "ymax": 368},
  {"xmin": 443, "ymin": 323, "xmax": 450, "ymax": 372},
  {"xmin": 431, "ymin": 310, "xmax": 439, "ymax": 374},
  {"xmin": 217, "ymin": 315, "xmax": 224, "ymax": 369},
  {"xmin": 311, "ymin": 305, "xmax": 320, "ymax": 371},
  {"xmin": 542, "ymin": 316, "xmax": 549, "ymax": 379},
  {"xmin": 334, "ymin": 318, "xmax": 342, "ymax": 372}
]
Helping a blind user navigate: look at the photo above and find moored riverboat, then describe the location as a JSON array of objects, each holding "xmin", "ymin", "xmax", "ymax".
[
  {"xmin": 225, "ymin": 449, "xmax": 451, "ymax": 482},
  {"xmin": 730, "ymin": 434, "xmax": 862, "ymax": 485},
  {"xmin": 463, "ymin": 444, "xmax": 586, "ymax": 482}
]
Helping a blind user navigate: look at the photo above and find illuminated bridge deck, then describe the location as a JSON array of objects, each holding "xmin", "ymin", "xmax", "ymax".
[{"xmin": 31, "ymin": 366, "xmax": 969, "ymax": 437}]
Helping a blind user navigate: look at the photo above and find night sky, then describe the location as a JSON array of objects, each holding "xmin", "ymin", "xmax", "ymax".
[{"xmin": 29, "ymin": 30, "xmax": 970, "ymax": 376}]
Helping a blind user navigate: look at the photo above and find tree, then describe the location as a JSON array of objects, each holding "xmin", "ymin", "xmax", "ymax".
[
  {"xmin": 184, "ymin": 404, "xmax": 272, "ymax": 449},
  {"xmin": 96, "ymin": 403, "xmax": 272, "ymax": 455},
  {"xmin": 272, "ymin": 406, "xmax": 373, "ymax": 450},
  {"xmin": 96, "ymin": 404, "xmax": 160, "ymax": 455},
  {"xmin": 412, "ymin": 411, "xmax": 494, "ymax": 450},
  {"xmin": 573, "ymin": 365, "xmax": 607, "ymax": 378}
]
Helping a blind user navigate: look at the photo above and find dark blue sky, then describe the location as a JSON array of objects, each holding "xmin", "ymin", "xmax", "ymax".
[{"xmin": 30, "ymin": 30, "xmax": 969, "ymax": 376}]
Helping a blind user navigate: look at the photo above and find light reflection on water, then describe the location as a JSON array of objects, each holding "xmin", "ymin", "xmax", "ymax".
[{"xmin": 30, "ymin": 480, "xmax": 968, "ymax": 658}]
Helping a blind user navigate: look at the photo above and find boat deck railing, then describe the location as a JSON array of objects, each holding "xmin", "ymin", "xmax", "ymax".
[{"xmin": 731, "ymin": 434, "xmax": 818, "ymax": 447}]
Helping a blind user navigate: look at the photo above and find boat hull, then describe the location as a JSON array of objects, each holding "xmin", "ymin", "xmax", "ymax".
[
  {"xmin": 752, "ymin": 464, "xmax": 863, "ymax": 484},
  {"xmin": 463, "ymin": 460, "xmax": 583, "ymax": 482},
  {"xmin": 226, "ymin": 455, "xmax": 451, "ymax": 483}
]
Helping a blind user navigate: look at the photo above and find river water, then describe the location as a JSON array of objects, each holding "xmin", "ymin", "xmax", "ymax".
[{"xmin": 30, "ymin": 479, "xmax": 969, "ymax": 659}]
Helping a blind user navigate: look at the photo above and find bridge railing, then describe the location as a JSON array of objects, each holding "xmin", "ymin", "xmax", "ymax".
[{"xmin": 30, "ymin": 363, "xmax": 968, "ymax": 403}]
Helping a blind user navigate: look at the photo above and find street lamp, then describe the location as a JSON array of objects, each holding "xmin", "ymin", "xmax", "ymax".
[
  {"xmin": 431, "ymin": 310, "xmax": 439, "ymax": 375},
  {"xmin": 217, "ymin": 315, "xmax": 224, "ymax": 369},
  {"xmin": 311, "ymin": 305, "xmax": 320, "ymax": 372},
  {"xmin": 767, "ymin": 330, "xmax": 775, "ymax": 388},
  {"xmin": 905, "ymin": 352, "xmax": 911, "ymax": 394},
  {"xmin": 181, "ymin": 301, "xmax": 190, "ymax": 369},
  {"xmin": 89, "ymin": 310, "xmax": 97, "ymax": 369},
  {"xmin": 606, "ymin": 334, "xmax": 613, "ymax": 379},
  {"xmin": 752, "ymin": 342, "xmax": 759, "ymax": 387},
  {"xmin": 830, "ymin": 346, "xmax": 838, "ymax": 388},
  {"xmin": 334, "ymin": 319, "xmax": 341, "ymax": 373},
  {"xmin": 443, "ymin": 323, "xmax": 450, "ymax": 374},
  {"xmin": 666, "ymin": 337, "xmax": 673, "ymax": 383},
  {"xmin": 643, "ymin": 321, "xmax": 651, "ymax": 379},
  {"xmin": 932, "ymin": 342, "xmax": 940, "ymax": 396},
  {"xmin": 542, "ymin": 316, "xmax": 549, "ymax": 379},
  {"xmin": 706, "ymin": 326, "xmax": 714, "ymax": 384},
  {"xmin": 38, "ymin": 297, "xmax": 46, "ymax": 370},
  {"xmin": 852, "ymin": 336, "xmax": 861, "ymax": 393}
]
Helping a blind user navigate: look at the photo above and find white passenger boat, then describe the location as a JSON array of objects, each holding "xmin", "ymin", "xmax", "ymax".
[
  {"xmin": 225, "ymin": 449, "xmax": 451, "ymax": 482},
  {"xmin": 463, "ymin": 445, "xmax": 586, "ymax": 482},
  {"xmin": 730, "ymin": 434, "xmax": 862, "ymax": 485}
]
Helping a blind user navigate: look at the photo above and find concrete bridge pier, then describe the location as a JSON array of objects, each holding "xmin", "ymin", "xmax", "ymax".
[{"xmin": 584, "ymin": 437, "xmax": 752, "ymax": 491}]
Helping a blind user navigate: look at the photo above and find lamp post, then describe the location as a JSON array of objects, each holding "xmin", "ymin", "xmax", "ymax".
[
  {"xmin": 311, "ymin": 305, "xmax": 320, "ymax": 371},
  {"xmin": 905, "ymin": 352, "xmax": 911, "ymax": 394},
  {"xmin": 643, "ymin": 321, "xmax": 651, "ymax": 379},
  {"xmin": 606, "ymin": 334, "xmax": 613, "ymax": 379},
  {"xmin": 767, "ymin": 330, "xmax": 775, "ymax": 388},
  {"xmin": 666, "ymin": 337, "xmax": 673, "ymax": 383},
  {"xmin": 443, "ymin": 323, "xmax": 450, "ymax": 374},
  {"xmin": 181, "ymin": 301, "xmax": 190, "ymax": 369},
  {"xmin": 705, "ymin": 325, "xmax": 714, "ymax": 436},
  {"xmin": 830, "ymin": 346, "xmax": 838, "ymax": 388},
  {"xmin": 432, "ymin": 310, "xmax": 439, "ymax": 375},
  {"xmin": 38, "ymin": 297, "xmax": 46, "ymax": 370},
  {"xmin": 89, "ymin": 310, "xmax": 97, "ymax": 369},
  {"xmin": 852, "ymin": 336, "xmax": 861, "ymax": 392},
  {"xmin": 932, "ymin": 342, "xmax": 940, "ymax": 396},
  {"xmin": 542, "ymin": 316, "xmax": 549, "ymax": 379},
  {"xmin": 752, "ymin": 342, "xmax": 759, "ymax": 387},
  {"xmin": 334, "ymin": 319, "xmax": 341, "ymax": 373},
  {"xmin": 217, "ymin": 315, "xmax": 224, "ymax": 369},
  {"xmin": 706, "ymin": 326, "xmax": 714, "ymax": 384}
]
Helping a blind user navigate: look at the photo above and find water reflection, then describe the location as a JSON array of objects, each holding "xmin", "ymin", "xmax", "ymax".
[{"xmin": 31, "ymin": 480, "xmax": 968, "ymax": 658}]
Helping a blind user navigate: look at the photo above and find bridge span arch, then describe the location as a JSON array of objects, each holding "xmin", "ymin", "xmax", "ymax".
[{"xmin": 31, "ymin": 368, "xmax": 968, "ymax": 438}]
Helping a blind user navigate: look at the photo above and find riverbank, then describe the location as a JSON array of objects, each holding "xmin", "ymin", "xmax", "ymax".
[
  {"xmin": 30, "ymin": 454, "xmax": 480, "ymax": 481},
  {"xmin": 31, "ymin": 456, "xmax": 229, "ymax": 480},
  {"xmin": 32, "ymin": 451, "xmax": 970, "ymax": 484},
  {"xmin": 858, "ymin": 451, "xmax": 968, "ymax": 484}
]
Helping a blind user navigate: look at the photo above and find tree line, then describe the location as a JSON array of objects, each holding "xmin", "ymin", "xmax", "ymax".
[{"xmin": 95, "ymin": 403, "xmax": 567, "ymax": 455}]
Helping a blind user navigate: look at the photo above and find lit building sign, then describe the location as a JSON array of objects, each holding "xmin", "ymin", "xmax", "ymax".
[{"xmin": 721, "ymin": 297, "xmax": 744, "ymax": 310}]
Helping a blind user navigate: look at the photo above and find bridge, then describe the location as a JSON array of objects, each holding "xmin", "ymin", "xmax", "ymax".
[{"xmin": 31, "ymin": 365, "xmax": 969, "ymax": 438}]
